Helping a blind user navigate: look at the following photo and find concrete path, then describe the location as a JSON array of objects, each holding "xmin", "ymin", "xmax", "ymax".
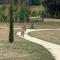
[{"xmin": 17, "ymin": 29, "xmax": 60, "ymax": 60}]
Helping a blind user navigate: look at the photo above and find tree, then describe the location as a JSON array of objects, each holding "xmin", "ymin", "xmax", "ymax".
[
  {"xmin": 9, "ymin": 0, "xmax": 14, "ymax": 43},
  {"xmin": 43, "ymin": 0, "xmax": 60, "ymax": 18},
  {"xmin": 18, "ymin": 0, "xmax": 30, "ymax": 23}
]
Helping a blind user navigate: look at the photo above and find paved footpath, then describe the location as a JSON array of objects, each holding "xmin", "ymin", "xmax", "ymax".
[{"xmin": 17, "ymin": 29, "xmax": 60, "ymax": 60}]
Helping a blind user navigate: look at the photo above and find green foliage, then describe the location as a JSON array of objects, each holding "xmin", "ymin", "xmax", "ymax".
[
  {"xmin": 43, "ymin": 0, "xmax": 60, "ymax": 18},
  {"xmin": 18, "ymin": 7, "xmax": 26, "ymax": 22},
  {"xmin": 18, "ymin": 0, "xmax": 30, "ymax": 23},
  {"xmin": 13, "ymin": 6, "xmax": 18, "ymax": 22},
  {"xmin": 0, "ymin": 6, "xmax": 9, "ymax": 22},
  {"xmin": 39, "ymin": 8, "xmax": 47, "ymax": 18},
  {"xmin": 31, "ymin": 10, "xmax": 39, "ymax": 17}
]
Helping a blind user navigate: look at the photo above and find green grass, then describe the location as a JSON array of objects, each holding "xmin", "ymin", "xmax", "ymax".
[
  {"xmin": 28, "ymin": 30, "xmax": 60, "ymax": 45},
  {"xmin": 0, "ymin": 27, "xmax": 55, "ymax": 60}
]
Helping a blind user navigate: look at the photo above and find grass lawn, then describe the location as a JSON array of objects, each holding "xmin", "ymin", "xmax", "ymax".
[
  {"xmin": 28, "ymin": 30, "xmax": 60, "ymax": 45},
  {"xmin": 0, "ymin": 27, "xmax": 55, "ymax": 60}
]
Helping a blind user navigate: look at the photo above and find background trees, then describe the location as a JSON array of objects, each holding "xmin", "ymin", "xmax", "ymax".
[
  {"xmin": 43, "ymin": 0, "xmax": 60, "ymax": 18},
  {"xmin": 18, "ymin": 0, "xmax": 30, "ymax": 23},
  {"xmin": 0, "ymin": 6, "xmax": 9, "ymax": 22},
  {"xmin": 0, "ymin": 0, "xmax": 60, "ymax": 23}
]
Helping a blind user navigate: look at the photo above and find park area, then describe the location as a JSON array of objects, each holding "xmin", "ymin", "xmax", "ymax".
[
  {"xmin": 0, "ymin": 22, "xmax": 60, "ymax": 60},
  {"xmin": 0, "ymin": 0, "xmax": 60, "ymax": 60},
  {"xmin": 0, "ymin": 23, "xmax": 56, "ymax": 60}
]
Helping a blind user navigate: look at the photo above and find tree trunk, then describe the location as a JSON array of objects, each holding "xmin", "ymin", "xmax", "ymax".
[{"xmin": 9, "ymin": 0, "xmax": 14, "ymax": 43}]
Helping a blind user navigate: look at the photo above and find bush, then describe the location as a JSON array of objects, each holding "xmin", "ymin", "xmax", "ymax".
[
  {"xmin": 18, "ymin": 7, "xmax": 30, "ymax": 23},
  {"xmin": 31, "ymin": 10, "xmax": 39, "ymax": 17},
  {"xmin": 0, "ymin": 6, "xmax": 9, "ymax": 22}
]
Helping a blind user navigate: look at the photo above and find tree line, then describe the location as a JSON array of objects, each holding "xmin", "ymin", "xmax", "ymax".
[
  {"xmin": 0, "ymin": 0, "xmax": 60, "ymax": 22},
  {"xmin": 43, "ymin": 0, "xmax": 60, "ymax": 18}
]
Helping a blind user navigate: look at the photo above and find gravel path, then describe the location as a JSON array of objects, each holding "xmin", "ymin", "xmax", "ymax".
[{"xmin": 17, "ymin": 29, "xmax": 60, "ymax": 60}]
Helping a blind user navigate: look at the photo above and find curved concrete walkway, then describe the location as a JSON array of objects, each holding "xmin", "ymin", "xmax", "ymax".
[{"xmin": 17, "ymin": 29, "xmax": 60, "ymax": 60}]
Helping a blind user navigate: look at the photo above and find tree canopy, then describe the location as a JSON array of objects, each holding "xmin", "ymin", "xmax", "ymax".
[{"xmin": 43, "ymin": 0, "xmax": 60, "ymax": 18}]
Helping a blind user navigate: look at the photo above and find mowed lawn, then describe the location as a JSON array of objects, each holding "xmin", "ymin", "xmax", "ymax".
[
  {"xmin": 0, "ymin": 27, "xmax": 55, "ymax": 60},
  {"xmin": 29, "ymin": 30, "xmax": 60, "ymax": 45}
]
